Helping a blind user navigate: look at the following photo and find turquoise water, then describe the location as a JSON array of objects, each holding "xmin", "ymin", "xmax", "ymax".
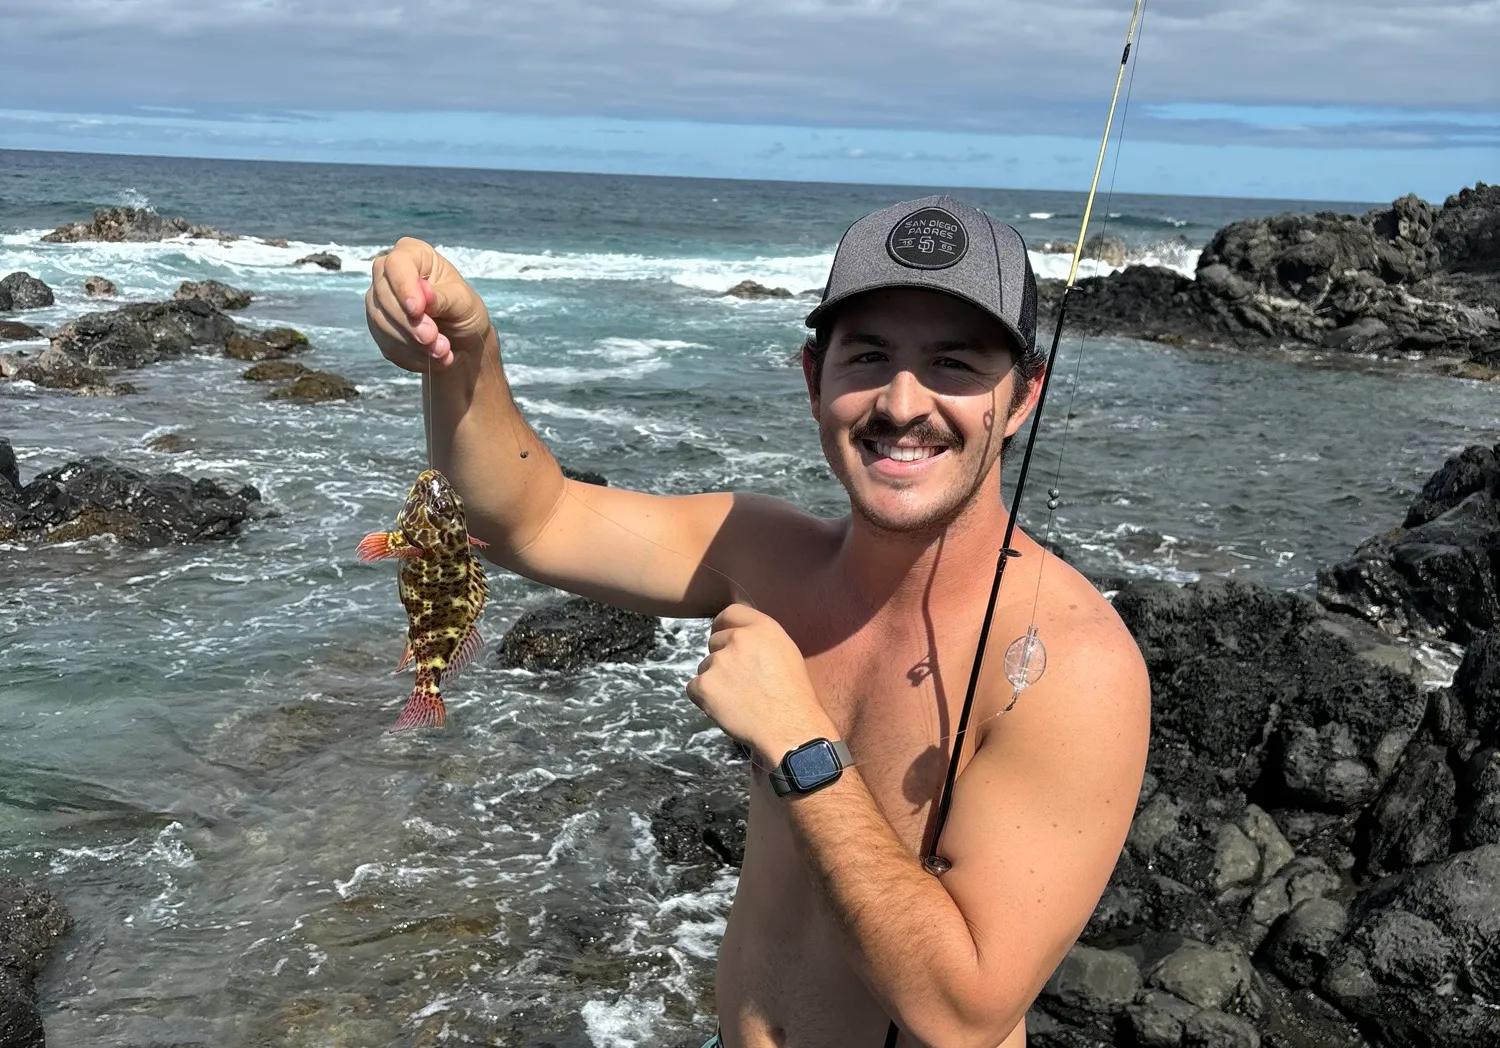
[{"xmin": 1, "ymin": 149, "xmax": 1496, "ymax": 1046}]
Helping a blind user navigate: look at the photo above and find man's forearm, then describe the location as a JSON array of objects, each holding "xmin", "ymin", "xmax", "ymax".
[
  {"xmin": 780, "ymin": 762, "xmax": 1006, "ymax": 1047},
  {"xmin": 427, "ymin": 326, "xmax": 566, "ymax": 558}
]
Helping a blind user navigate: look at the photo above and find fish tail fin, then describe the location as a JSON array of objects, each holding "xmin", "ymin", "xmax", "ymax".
[
  {"xmin": 358, "ymin": 531, "xmax": 422, "ymax": 561},
  {"xmin": 391, "ymin": 673, "xmax": 445, "ymax": 732}
]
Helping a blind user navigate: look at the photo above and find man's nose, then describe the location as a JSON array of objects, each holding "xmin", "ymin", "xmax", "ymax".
[{"xmin": 875, "ymin": 367, "xmax": 933, "ymax": 425}]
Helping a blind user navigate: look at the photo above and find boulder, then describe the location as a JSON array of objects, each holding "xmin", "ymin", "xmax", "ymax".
[
  {"xmin": 0, "ymin": 449, "xmax": 264, "ymax": 545},
  {"xmin": 225, "ymin": 327, "xmax": 310, "ymax": 361},
  {"xmin": 1261, "ymin": 897, "xmax": 1348, "ymax": 989},
  {"xmin": 1435, "ymin": 182, "xmax": 1500, "ymax": 273},
  {"xmin": 0, "ymin": 321, "xmax": 42, "ymax": 342},
  {"xmin": 721, "ymin": 280, "xmax": 792, "ymax": 299},
  {"xmin": 1182, "ymin": 1009, "xmax": 1261, "ymax": 1048},
  {"xmin": 1124, "ymin": 991, "xmax": 1202, "ymax": 1048},
  {"xmin": 9, "ymin": 344, "xmax": 118, "ymax": 392},
  {"xmin": 1082, "ymin": 233, "xmax": 1127, "ymax": 267},
  {"xmin": 83, "ymin": 275, "xmax": 117, "ymax": 297},
  {"xmin": 0, "ymin": 439, "xmax": 18, "ymax": 493},
  {"xmin": 0, "ymin": 272, "xmax": 54, "ymax": 311},
  {"xmin": 175, "ymin": 279, "xmax": 251, "ymax": 310},
  {"xmin": 41, "ymin": 207, "xmax": 232, "ymax": 243},
  {"xmin": 560, "ymin": 465, "xmax": 608, "ymax": 486},
  {"xmin": 1357, "ymin": 744, "xmax": 1454, "ymax": 877},
  {"xmin": 266, "ymin": 371, "xmax": 358, "ymax": 403},
  {"xmin": 1040, "ymin": 945, "xmax": 1141, "ymax": 1016},
  {"xmin": 0, "ymin": 879, "xmax": 72, "ymax": 1048},
  {"xmin": 242, "ymin": 361, "xmax": 310, "ymax": 382},
  {"xmin": 1321, "ymin": 846, "xmax": 1500, "ymax": 1046},
  {"xmin": 495, "ymin": 596, "xmax": 659, "ymax": 671},
  {"xmin": 651, "ymin": 790, "xmax": 747, "ymax": 868},
  {"xmin": 293, "ymin": 252, "xmax": 341, "ymax": 271},
  {"xmin": 51, "ymin": 299, "xmax": 237, "ymax": 369},
  {"xmin": 1147, "ymin": 941, "xmax": 1253, "ymax": 1012}
]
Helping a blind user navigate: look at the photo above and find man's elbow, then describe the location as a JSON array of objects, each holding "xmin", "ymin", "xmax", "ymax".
[{"xmin": 895, "ymin": 983, "xmax": 1030, "ymax": 1048}]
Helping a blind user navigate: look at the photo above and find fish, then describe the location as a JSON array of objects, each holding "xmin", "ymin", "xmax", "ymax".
[{"xmin": 356, "ymin": 468, "xmax": 489, "ymax": 731}]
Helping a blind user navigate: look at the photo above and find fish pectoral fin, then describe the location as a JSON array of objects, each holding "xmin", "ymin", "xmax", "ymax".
[
  {"xmin": 395, "ymin": 642, "xmax": 414, "ymax": 673},
  {"xmin": 445, "ymin": 625, "xmax": 484, "ymax": 679},
  {"xmin": 468, "ymin": 535, "xmax": 490, "ymax": 549},
  {"xmin": 357, "ymin": 531, "xmax": 423, "ymax": 561},
  {"xmin": 391, "ymin": 678, "xmax": 445, "ymax": 732}
]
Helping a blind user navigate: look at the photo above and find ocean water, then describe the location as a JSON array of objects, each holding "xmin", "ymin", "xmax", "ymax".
[{"xmin": 1, "ymin": 149, "xmax": 1497, "ymax": 1047}]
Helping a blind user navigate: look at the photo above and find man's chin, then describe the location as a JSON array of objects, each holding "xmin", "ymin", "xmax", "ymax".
[{"xmin": 849, "ymin": 493, "xmax": 967, "ymax": 537}]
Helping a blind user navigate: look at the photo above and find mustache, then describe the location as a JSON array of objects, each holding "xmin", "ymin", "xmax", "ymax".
[{"xmin": 850, "ymin": 414, "xmax": 962, "ymax": 450}]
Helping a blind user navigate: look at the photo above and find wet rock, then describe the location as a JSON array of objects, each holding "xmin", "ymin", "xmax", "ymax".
[
  {"xmin": 175, "ymin": 279, "xmax": 252, "ymax": 310},
  {"xmin": 41, "ymin": 207, "xmax": 234, "ymax": 243},
  {"xmin": 263, "ymin": 237, "xmax": 289, "ymax": 248},
  {"xmin": 1454, "ymin": 633, "xmax": 1500, "ymax": 746},
  {"xmin": 0, "ymin": 321, "xmax": 42, "ymax": 342},
  {"xmin": 1319, "ymin": 488, "xmax": 1500, "ymax": 644},
  {"xmin": 1237, "ymin": 805, "xmax": 1295, "ymax": 883},
  {"xmin": 51, "ymin": 299, "xmax": 237, "ymax": 368},
  {"xmin": 560, "ymin": 465, "xmax": 608, "ymax": 486},
  {"xmin": 266, "ymin": 370, "xmax": 358, "ymax": 403},
  {"xmin": 1261, "ymin": 897, "xmax": 1348, "ymax": 989},
  {"xmin": 1322, "ymin": 846, "xmax": 1500, "ymax": 1046},
  {"xmin": 1083, "ymin": 233, "xmax": 1127, "ymax": 267},
  {"xmin": 0, "ymin": 449, "xmax": 264, "ymax": 545},
  {"xmin": 721, "ymin": 280, "xmax": 792, "ymax": 299},
  {"xmin": 0, "ymin": 879, "xmax": 71, "ymax": 1048},
  {"xmin": 9, "ymin": 344, "xmax": 117, "ymax": 391},
  {"xmin": 145, "ymin": 433, "xmax": 190, "ymax": 454},
  {"xmin": 495, "ymin": 596, "xmax": 659, "ymax": 672},
  {"xmin": 0, "ymin": 440, "xmax": 18, "ymax": 494},
  {"xmin": 651, "ymin": 789, "xmax": 747, "ymax": 868},
  {"xmin": 1040, "ymin": 944, "xmax": 1141, "ymax": 1015},
  {"xmin": 242, "ymin": 361, "xmax": 311, "ymax": 382},
  {"xmin": 227, "ymin": 326, "xmax": 310, "ymax": 361},
  {"xmin": 1358, "ymin": 743, "xmax": 1454, "ymax": 877},
  {"xmin": 83, "ymin": 275, "xmax": 117, "ymax": 297},
  {"xmin": 1182, "ymin": 1009, "xmax": 1261, "ymax": 1048},
  {"xmin": 1147, "ymin": 941, "xmax": 1253, "ymax": 1012},
  {"xmin": 294, "ymin": 251, "xmax": 341, "ymax": 271},
  {"xmin": 0, "ymin": 272, "xmax": 54, "ymax": 311},
  {"xmin": 1402, "ymin": 443, "xmax": 1500, "ymax": 527}
]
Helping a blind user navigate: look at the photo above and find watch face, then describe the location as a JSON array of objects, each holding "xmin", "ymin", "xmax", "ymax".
[{"xmin": 787, "ymin": 740, "xmax": 840, "ymax": 791}]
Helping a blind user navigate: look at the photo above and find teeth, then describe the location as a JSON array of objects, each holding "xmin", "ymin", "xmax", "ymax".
[{"xmin": 874, "ymin": 442, "xmax": 941, "ymax": 462}]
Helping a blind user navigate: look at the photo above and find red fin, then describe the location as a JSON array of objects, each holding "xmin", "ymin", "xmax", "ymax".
[
  {"xmin": 357, "ymin": 531, "xmax": 422, "ymax": 561},
  {"xmin": 468, "ymin": 535, "xmax": 489, "ymax": 549},
  {"xmin": 391, "ymin": 677, "xmax": 445, "ymax": 731},
  {"xmin": 445, "ymin": 625, "xmax": 483, "ymax": 678},
  {"xmin": 395, "ymin": 642, "xmax": 414, "ymax": 673}
]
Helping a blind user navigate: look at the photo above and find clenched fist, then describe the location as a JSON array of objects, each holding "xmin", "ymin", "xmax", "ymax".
[{"xmin": 365, "ymin": 237, "xmax": 492, "ymax": 371}]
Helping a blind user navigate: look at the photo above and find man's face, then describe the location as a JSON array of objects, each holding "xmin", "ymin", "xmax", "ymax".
[{"xmin": 805, "ymin": 288, "xmax": 1035, "ymax": 536}]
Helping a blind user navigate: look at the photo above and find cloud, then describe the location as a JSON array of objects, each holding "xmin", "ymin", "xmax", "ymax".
[{"xmin": 1, "ymin": 0, "xmax": 1493, "ymax": 148}]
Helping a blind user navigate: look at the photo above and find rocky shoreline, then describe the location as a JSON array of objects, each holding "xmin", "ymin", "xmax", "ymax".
[{"xmin": 1038, "ymin": 184, "xmax": 1500, "ymax": 378}]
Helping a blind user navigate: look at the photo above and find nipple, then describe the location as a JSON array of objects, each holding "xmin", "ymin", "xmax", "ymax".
[{"xmin": 1001, "ymin": 625, "xmax": 1047, "ymax": 712}]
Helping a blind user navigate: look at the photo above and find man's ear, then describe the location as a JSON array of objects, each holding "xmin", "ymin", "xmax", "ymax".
[
  {"xmin": 1002, "ymin": 364, "xmax": 1046, "ymax": 440},
  {"xmin": 801, "ymin": 343, "xmax": 821, "ymax": 423}
]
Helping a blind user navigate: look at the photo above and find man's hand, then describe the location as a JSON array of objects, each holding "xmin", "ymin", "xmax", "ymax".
[
  {"xmin": 687, "ymin": 603, "xmax": 835, "ymax": 766},
  {"xmin": 366, "ymin": 237, "xmax": 492, "ymax": 371}
]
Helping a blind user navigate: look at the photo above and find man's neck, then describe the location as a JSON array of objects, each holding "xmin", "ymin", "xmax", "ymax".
[{"xmin": 834, "ymin": 484, "xmax": 1016, "ymax": 619}]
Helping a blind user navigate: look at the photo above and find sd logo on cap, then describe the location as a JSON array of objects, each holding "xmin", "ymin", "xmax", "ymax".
[{"xmin": 886, "ymin": 207, "xmax": 969, "ymax": 270}]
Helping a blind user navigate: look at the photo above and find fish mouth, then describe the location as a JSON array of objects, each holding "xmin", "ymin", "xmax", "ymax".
[{"xmin": 409, "ymin": 469, "xmax": 459, "ymax": 516}]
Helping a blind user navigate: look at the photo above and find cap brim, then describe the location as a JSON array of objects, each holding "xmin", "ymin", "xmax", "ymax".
[{"xmin": 804, "ymin": 281, "xmax": 1030, "ymax": 356}]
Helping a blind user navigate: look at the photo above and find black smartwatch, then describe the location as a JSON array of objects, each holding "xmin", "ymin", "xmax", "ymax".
[{"xmin": 770, "ymin": 738, "xmax": 853, "ymax": 797}]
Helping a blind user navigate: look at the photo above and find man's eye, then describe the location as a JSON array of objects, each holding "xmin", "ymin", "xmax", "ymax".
[
  {"xmin": 936, "ymin": 357, "xmax": 972, "ymax": 370},
  {"xmin": 850, "ymin": 351, "xmax": 886, "ymax": 364}
]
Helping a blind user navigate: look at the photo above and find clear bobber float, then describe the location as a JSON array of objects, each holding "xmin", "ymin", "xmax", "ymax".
[{"xmin": 1002, "ymin": 624, "xmax": 1047, "ymax": 712}]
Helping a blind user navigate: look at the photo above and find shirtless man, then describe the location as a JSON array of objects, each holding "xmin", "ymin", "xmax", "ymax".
[{"xmin": 366, "ymin": 196, "xmax": 1151, "ymax": 1048}]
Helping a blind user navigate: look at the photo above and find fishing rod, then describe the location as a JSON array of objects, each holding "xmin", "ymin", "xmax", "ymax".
[{"xmin": 886, "ymin": 1, "xmax": 1149, "ymax": 1042}]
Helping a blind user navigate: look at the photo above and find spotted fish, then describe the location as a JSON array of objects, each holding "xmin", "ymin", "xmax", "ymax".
[{"xmin": 356, "ymin": 469, "xmax": 489, "ymax": 730}]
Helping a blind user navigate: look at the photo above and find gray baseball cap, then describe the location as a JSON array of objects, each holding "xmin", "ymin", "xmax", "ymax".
[{"xmin": 805, "ymin": 195, "xmax": 1039, "ymax": 358}]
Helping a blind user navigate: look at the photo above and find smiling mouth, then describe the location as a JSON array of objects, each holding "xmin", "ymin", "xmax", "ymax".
[{"xmin": 864, "ymin": 440, "xmax": 948, "ymax": 463}]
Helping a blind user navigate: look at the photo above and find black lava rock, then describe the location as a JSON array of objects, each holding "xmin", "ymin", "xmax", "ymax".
[
  {"xmin": 651, "ymin": 790, "xmax": 747, "ymax": 869},
  {"xmin": 0, "ymin": 879, "xmax": 71, "ymax": 1048},
  {"xmin": 0, "ymin": 272, "xmax": 54, "ymax": 311},
  {"xmin": 495, "ymin": 596, "xmax": 658, "ymax": 672},
  {"xmin": 0, "ymin": 448, "xmax": 265, "ymax": 545}
]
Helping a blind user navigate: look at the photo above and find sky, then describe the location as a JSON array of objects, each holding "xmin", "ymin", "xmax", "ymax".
[{"xmin": 1, "ymin": 0, "xmax": 1496, "ymax": 201}]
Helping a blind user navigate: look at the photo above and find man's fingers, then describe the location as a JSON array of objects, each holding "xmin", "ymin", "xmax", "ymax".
[
  {"xmin": 712, "ymin": 602, "xmax": 760, "ymax": 631},
  {"xmin": 382, "ymin": 240, "xmax": 430, "ymax": 319},
  {"xmin": 685, "ymin": 675, "xmax": 706, "ymax": 711},
  {"xmin": 706, "ymin": 629, "xmax": 732, "ymax": 653},
  {"xmin": 697, "ymin": 653, "xmax": 714, "ymax": 675}
]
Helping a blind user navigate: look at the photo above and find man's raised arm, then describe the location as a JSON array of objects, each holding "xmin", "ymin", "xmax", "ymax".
[{"xmin": 365, "ymin": 237, "xmax": 810, "ymax": 618}]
